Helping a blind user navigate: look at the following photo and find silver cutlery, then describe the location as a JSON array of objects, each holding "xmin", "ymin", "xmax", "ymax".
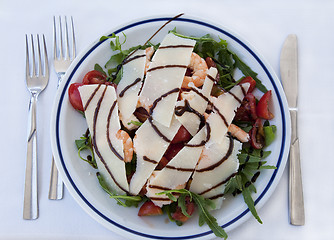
[
  {"xmin": 24, "ymin": 34, "xmax": 49, "ymax": 219},
  {"xmin": 49, "ymin": 16, "xmax": 76, "ymax": 200},
  {"xmin": 280, "ymin": 34, "xmax": 305, "ymax": 226}
]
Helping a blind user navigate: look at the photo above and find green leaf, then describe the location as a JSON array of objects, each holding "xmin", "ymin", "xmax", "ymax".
[
  {"xmin": 242, "ymin": 187, "xmax": 262, "ymax": 224},
  {"xmin": 231, "ymin": 52, "xmax": 268, "ymax": 93},
  {"xmin": 94, "ymin": 63, "xmax": 107, "ymax": 75},
  {"xmin": 264, "ymin": 125, "xmax": 277, "ymax": 146},
  {"xmin": 127, "ymin": 120, "xmax": 143, "ymax": 126},
  {"xmin": 96, "ymin": 172, "xmax": 142, "ymax": 207},
  {"xmin": 157, "ymin": 189, "xmax": 227, "ymax": 239}
]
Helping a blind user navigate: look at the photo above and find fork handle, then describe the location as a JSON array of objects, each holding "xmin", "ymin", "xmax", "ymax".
[
  {"xmin": 48, "ymin": 73, "xmax": 64, "ymax": 200},
  {"xmin": 23, "ymin": 94, "xmax": 38, "ymax": 220}
]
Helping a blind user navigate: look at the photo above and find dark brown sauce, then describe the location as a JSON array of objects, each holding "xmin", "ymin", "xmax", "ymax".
[
  {"xmin": 118, "ymin": 77, "xmax": 142, "ymax": 97},
  {"xmin": 143, "ymin": 156, "xmax": 158, "ymax": 164},
  {"xmin": 106, "ymin": 100, "xmax": 124, "ymax": 161},
  {"xmin": 149, "ymin": 197, "xmax": 172, "ymax": 201},
  {"xmin": 174, "ymin": 99, "xmax": 206, "ymax": 129},
  {"xmin": 149, "ymin": 87, "xmax": 180, "ymax": 115},
  {"xmin": 92, "ymin": 85, "xmax": 128, "ymax": 194},
  {"xmin": 240, "ymin": 84, "xmax": 247, "ymax": 97},
  {"xmin": 147, "ymin": 64, "xmax": 187, "ymax": 73},
  {"xmin": 147, "ymin": 117, "xmax": 171, "ymax": 143},
  {"xmin": 164, "ymin": 165, "xmax": 194, "ymax": 172},
  {"xmin": 198, "ymin": 172, "xmax": 237, "ymax": 195},
  {"xmin": 148, "ymin": 185, "xmax": 171, "ymax": 191},
  {"xmin": 184, "ymin": 123, "xmax": 211, "ymax": 147},
  {"xmin": 158, "ymin": 45, "xmax": 194, "ymax": 49},
  {"xmin": 84, "ymin": 84, "xmax": 101, "ymax": 111},
  {"xmin": 206, "ymin": 73, "xmax": 216, "ymax": 83},
  {"xmin": 228, "ymin": 91, "xmax": 242, "ymax": 104},
  {"xmin": 122, "ymin": 54, "xmax": 146, "ymax": 65},
  {"xmin": 190, "ymin": 87, "xmax": 229, "ymax": 127},
  {"xmin": 196, "ymin": 134, "xmax": 234, "ymax": 173}
]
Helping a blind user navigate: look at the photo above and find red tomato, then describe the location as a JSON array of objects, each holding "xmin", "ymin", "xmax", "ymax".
[
  {"xmin": 156, "ymin": 156, "xmax": 170, "ymax": 170},
  {"xmin": 171, "ymin": 126, "xmax": 192, "ymax": 144},
  {"xmin": 164, "ymin": 143, "xmax": 184, "ymax": 161},
  {"xmin": 239, "ymin": 76, "xmax": 256, "ymax": 93},
  {"xmin": 68, "ymin": 83, "xmax": 84, "ymax": 111},
  {"xmin": 234, "ymin": 93, "xmax": 258, "ymax": 122},
  {"xmin": 138, "ymin": 201, "xmax": 163, "ymax": 216},
  {"xmin": 249, "ymin": 118, "xmax": 265, "ymax": 149},
  {"xmin": 172, "ymin": 197, "xmax": 195, "ymax": 223},
  {"xmin": 256, "ymin": 90, "xmax": 274, "ymax": 120},
  {"xmin": 82, "ymin": 70, "xmax": 108, "ymax": 84}
]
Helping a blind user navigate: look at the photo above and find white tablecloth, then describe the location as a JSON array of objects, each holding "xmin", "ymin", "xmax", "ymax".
[{"xmin": 1, "ymin": 0, "xmax": 333, "ymax": 239}]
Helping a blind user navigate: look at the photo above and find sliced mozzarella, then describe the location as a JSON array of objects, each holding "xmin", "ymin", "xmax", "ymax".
[
  {"xmin": 79, "ymin": 84, "xmax": 129, "ymax": 195},
  {"xmin": 129, "ymin": 116, "xmax": 181, "ymax": 195},
  {"xmin": 146, "ymin": 127, "xmax": 207, "ymax": 207},
  {"xmin": 139, "ymin": 33, "xmax": 196, "ymax": 127},
  {"xmin": 190, "ymin": 136, "xmax": 242, "ymax": 209},
  {"xmin": 175, "ymin": 67, "xmax": 217, "ymax": 135},
  {"xmin": 117, "ymin": 49, "xmax": 146, "ymax": 120}
]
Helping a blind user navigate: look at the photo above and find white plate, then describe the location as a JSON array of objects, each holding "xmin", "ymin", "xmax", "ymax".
[{"xmin": 50, "ymin": 15, "xmax": 291, "ymax": 240}]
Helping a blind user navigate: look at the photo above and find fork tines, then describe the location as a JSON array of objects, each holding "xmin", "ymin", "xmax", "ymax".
[
  {"xmin": 25, "ymin": 34, "xmax": 49, "ymax": 79},
  {"xmin": 53, "ymin": 16, "xmax": 76, "ymax": 61}
]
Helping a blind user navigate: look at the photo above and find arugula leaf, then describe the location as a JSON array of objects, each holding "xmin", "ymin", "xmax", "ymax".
[
  {"xmin": 157, "ymin": 189, "xmax": 228, "ymax": 239},
  {"xmin": 94, "ymin": 63, "xmax": 107, "ymax": 76},
  {"xmin": 127, "ymin": 120, "xmax": 143, "ymax": 126},
  {"xmin": 96, "ymin": 172, "xmax": 142, "ymax": 207},
  {"xmin": 231, "ymin": 52, "xmax": 268, "ymax": 93},
  {"xmin": 242, "ymin": 187, "xmax": 262, "ymax": 224},
  {"xmin": 75, "ymin": 131, "xmax": 97, "ymax": 169}
]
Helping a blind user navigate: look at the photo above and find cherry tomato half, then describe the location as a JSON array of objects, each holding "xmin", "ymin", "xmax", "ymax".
[
  {"xmin": 82, "ymin": 70, "xmax": 108, "ymax": 84},
  {"xmin": 239, "ymin": 76, "xmax": 257, "ymax": 93},
  {"xmin": 138, "ymin": 201, "xmax": 163, "ymax": 216},
  {"xmin": 256, "ymin": 90, "xmax": 274, "ymax": 120},
  {"xmin": 171, "ymin": 125, "xmax": 192, "ymax": 144},
  {"xmin": 249, "ymin": 118, "xmax": 265, "ymax": 149},
  {"xmin": 68, "ymin": 83, "xmax": 84, "ymax": 111},
  {"xmin": 234, "ymin": 93, "xmax": 258, "ymax": 122},
  {"xmin": 172, "ymin": 197, "xmax": 195, "ymax": 223}
]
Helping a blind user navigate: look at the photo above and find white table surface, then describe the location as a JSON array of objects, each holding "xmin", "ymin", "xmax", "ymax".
[{"xmin": 1, "ymin": 0, "xmax": 333, "ymax": 239}]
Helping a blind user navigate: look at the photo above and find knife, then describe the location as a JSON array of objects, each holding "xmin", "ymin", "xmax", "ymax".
[{"xmin": 280, "ymin": 34, "xmax": 305, "ymax": 226}]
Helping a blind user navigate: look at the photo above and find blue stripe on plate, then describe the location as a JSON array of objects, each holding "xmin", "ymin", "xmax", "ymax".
[{"xmin": 56, "ymin": 16, "xmax": 286, "ymax": 239}]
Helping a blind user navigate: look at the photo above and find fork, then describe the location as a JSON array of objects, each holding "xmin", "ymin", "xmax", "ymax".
[
  {"xmin": 48, "ymin": 16, "xmax": 76, "ymax": 200},
  {"xmin": 24, "ymin": 34, "xmax": 49, "ymax": 219}
]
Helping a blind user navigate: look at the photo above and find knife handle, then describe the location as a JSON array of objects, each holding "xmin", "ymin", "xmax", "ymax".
[{"xmin": 289, "ymin": 110, "xmax": 305, "ymax": 225}]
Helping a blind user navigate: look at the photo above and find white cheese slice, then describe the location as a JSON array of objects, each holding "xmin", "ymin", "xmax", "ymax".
[
  {"xmin": 117, "ymin": 49, "xmax": 146, "ymax": 120},
  {"xmin": 78, "ymin": 84, "xmax": 129, "ymax": 195},
  {"xmin": 189, "ymin": 136, "xmax": 242, "ymax": 209},
  {"xmin": 175, "ymin": 67, "xmax": 217, "ymax": 135},
  {"xmin": 129, "ymin": 116, "xmax": 181, "ymax": 195},
  {"xmin": 139, "ymin": 33, "xmax": 196, "ymax": 127},
  {"xmin": 145, "ymin": 127, "xmax": 207, "ymax": 207},
  {"xmin": 206, "ymin": 83, "xmax": 250, "ymax": 145}
]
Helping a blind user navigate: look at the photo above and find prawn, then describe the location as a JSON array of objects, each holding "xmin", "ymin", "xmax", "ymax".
[
  {"xmin": 182, "ymin": 52, "xmax": 208, "ymax": 89},
  {"xmin": 228, "ymin": 124, "xmax": 250, "ymax": 143},
  {"xmin": 116, "ymin": 129, "xmax": 134, "ymax": 162}
]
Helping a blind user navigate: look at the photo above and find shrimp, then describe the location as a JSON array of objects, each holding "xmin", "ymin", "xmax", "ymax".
[
  {"xmin": 182, "ymin": 52, "xmax": 208, "ymax": 89},
  {"xmin": 144, "ymin": 46, "xmax": 154, "ymax": 74},
  {"xmin": 228, "ymin": 124, "xmax": 250, "ymax": 143},
  {"xmin": 116, "ymin": 129, "xmax": 134, "ymax": 162}
]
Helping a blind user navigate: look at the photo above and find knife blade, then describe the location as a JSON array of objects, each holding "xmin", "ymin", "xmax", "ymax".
[{"xmin": 280, "ymin": 34, "xmax": 305, "ymax": 226}]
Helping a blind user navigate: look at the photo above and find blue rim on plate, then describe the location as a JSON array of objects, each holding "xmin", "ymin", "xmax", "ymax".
[{"xmin": 54, "ymin": 16, "xmax": 288, "ymax": 239}]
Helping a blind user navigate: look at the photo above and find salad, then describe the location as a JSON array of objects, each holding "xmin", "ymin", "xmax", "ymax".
[{"xmin": 68, "ymin": 26, "xmax": 277, "ymax": 239}]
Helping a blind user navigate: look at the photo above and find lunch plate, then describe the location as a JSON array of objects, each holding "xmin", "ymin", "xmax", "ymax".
[{"xmin": 50, "ymin": 15, "xmax": 291, "ymax": 240}]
